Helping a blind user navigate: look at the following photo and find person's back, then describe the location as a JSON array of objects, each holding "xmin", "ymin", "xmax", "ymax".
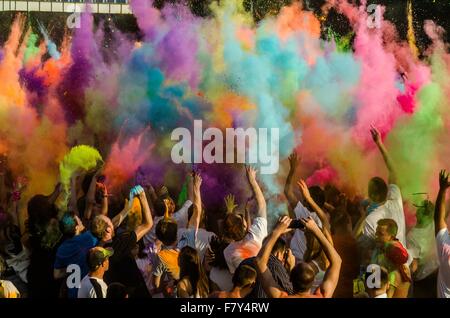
[
  {"xmin": 54, "ymin": 213, "xmax": 97, "ymax": 298},
  {"xmin": 223, "ymin": 167, "xmax": 268, "ymax": 274},
  {"xmin": 361, "ymin": 128, "xmax": 407, "ymax": 250},
  {"xmin": 223, "ymin": 226, "xmax": 265, "ymax": 274},
  {"xmin": 363, "ymin": 184, "xmax": 406, "ymax": 247}
]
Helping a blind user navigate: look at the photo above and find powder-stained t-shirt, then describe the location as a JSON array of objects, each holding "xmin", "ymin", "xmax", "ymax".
[{"xmin": 223, "ymin": 217, "xmax": 268, "ymax": 274}]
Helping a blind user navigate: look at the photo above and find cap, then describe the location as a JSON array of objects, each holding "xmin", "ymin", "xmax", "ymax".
[{"xmin": 88, "ymin": 247, "xmax": 114, "ymax": 270}]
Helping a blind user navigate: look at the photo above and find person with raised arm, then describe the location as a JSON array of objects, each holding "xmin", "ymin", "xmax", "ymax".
[
  {"xmin": 222, "ymin": 166, "xmax": 267, "ymax": 274},
  {"xmin": 284, "ymin": 152, "xmax": 326, "ymax": 262},
  {"xmin": 93, "ymin": 185, "xmax": 153, "ymax": 298},
  {"xmin": 358, "ymin": 126, "xmax": 407, "ymax": 258},
  {"xmin": 256, "ymin": 216, "xmax": 341, "ymax": 298}
]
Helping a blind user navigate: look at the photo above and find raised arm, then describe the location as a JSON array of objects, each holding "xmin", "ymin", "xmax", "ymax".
[
  {"xmin": 371, "ymin": 126, "xmax": 397, "ymax": 184},
  {"xmin": 84, "ymin": 169, "xmax": 102, "ymax": 221},
  {"xmin": 435, "ymin": 170, "xmax": 449, "ymax": 236},
  {"xmin": 111, "ymin": 198, "xmax": 132, "ymax": 229},
  {"xmin": 255, "ymin": 216, "xmax": 292, "ymax": 298},
  {"xmin": 97, "ymin": 183, "xmax": 109, "ymax": 216},
  {"xmin": 187, "ymin": 172, "xmax": 202, "ymax": 230},
  {"xmin": 69, "ymin": 172, "xmax": 81, "ymax": 216},
  {"xmin": 246, "ymin": 166, "xmax": 266, "ymax": 219},
  {"xmin": 134, "ymin": 185, "xmax": 154, "ymax": 241},
  {"xmin": 297, "ymin": 180, "xmax": 333, "ymax": 243},
  {"xmin": 284, "ymin": 153, "xmax": 299, "ymax": 214},
  {"xmin": 301, "ymin": 217, "xmax": 342, "ymax": 298}
]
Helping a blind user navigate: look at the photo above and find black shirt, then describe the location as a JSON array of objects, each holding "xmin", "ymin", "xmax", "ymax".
[
  {"xmin": 241, "ymin": 255, "xmax": 294, "ymax": 298},
  {"xmin": 103, "ymin": 230, "xmax": 150, "ymax": 298},
  {"xmin": 26, "ymin": 235, "xmax": 60, "ymax": 298}
]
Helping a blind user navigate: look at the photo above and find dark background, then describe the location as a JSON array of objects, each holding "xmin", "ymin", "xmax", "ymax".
[{"xmin": 0, "ymin": 0, "xmax": 450, "ymax": 52}]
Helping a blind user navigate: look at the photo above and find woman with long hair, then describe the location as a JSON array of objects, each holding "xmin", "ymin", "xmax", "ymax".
[{"xmin": 177, "ymin": 246, "xmax": 209, "ymax": 298}]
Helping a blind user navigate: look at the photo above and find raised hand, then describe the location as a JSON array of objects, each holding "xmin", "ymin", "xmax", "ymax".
[
  {"xmin": 273, "ymin": 215, "xmax": 293, "ymax": 235},
  {"xmin": 192, "ymin": 171, "xmax": 202, "ymax": 189},
  {"xmin": 288, "ymin": 152, "xmax": 299, "ymax": 170},
  {"xmin": 300, "ymin": 216, "xmax": 321, "ymax": 234},
  {"xmin": 439, "ymin": 170, "xmax": 450, "ymax": 190},
  {"xmin": 370, "ymin": 125, "xmax": 382, "ymax": 145},
  {"xmin": 297, "ymin": 179, "xmax": 312, "ymax": 203},
  {"xmin": 224, "ymin": 194, "xmax": 238, "ymax": 213},
  {"xmin": 245, "ymin": 165, "xmax": 257, "ymax": 181}
]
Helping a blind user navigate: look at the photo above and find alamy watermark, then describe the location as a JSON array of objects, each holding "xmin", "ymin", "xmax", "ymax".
[
  {"xmin": 367, "ymin": 4, "xmax": 382, "ymax": 29},
  {"xmin": 170, "ymin": 120, "xmax": 280, "ymax": 174}
]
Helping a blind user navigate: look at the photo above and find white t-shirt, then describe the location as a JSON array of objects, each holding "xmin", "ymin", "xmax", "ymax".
[
  {"xmin": 177, "ymin": 227, "xmax": 216, "ymax": 261},
  {"xmin": 223, "ymin": 217, "xmax": 268, "ymax": 274},
  {"xmin": 436, "ymin": 228, "xmax": 450, "ymax": 298},
  {"xmin": 144, "ymin": 200, "xmax": 193, "ymax": 246},
  {"xmin": 290, "ymin": 201, "xmax": 323, "ymax": 262},
  {"xmin": 77, "ymin": 275, "xmax": 108, "ymax": 298},
  {"xmin": 407, "ymin": 222, "xmax": 439, "ymax": 281},
  {"xmin": 362, "ymin": 184, "xmax": 407, "ymax": 247}
]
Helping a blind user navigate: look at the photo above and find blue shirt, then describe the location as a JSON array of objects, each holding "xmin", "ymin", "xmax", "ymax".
[{"xmin": 54, "ymin": 231, "xmax": 98, "ymax": 298}]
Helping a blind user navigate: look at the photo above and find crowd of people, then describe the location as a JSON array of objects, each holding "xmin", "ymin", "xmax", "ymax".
[{"xmin": 0, "ymin": 126, "xmax": 449, "ymax": 299}]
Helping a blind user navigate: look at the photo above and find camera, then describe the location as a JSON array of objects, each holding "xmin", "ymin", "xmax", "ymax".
[{"xmin": 288, "ymin": 219, "xmax": 305, "ymax": 230}]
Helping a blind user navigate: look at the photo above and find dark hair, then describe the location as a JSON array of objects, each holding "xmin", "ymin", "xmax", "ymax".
[
  {"xmin": 232, "ymin": 263, "xmax": 257, "ymax": 288},
  {"xmin": 208, "ymin": 236, "xmax": 229, "ymax": 269},
  {"xmin": 82, "ymin": 172, "xmax": 95, "ymax": 195},
  {"xmin": 331, "ymin": 212, "xmax": 352, "ymax": 235},
  {"xmin": 178, "ymin": 246, "xmax": 209, "ymax": 297},
  {"xmin": 154, "ymin": 198, "xmax": 167, "ymax": 217},
  {"xmin": 290, "ymin": 262, "xmax": 316, "ymax": 293},
  {"xmin": 27, "ymin": 195, "xmax": 58, "ymax": 237},
  {"xmin": 155, "ymin": 219, "xmax": 178, "ymax": 246},
  {"xmin": 106, "ymin": 283, "xmax": 128, "ymax": 299},
  {"xmin": 303, "ymin": 230, "xmax": 324, "ymax": 263},
  {"xmin": 368, "ymin": 177, "xmax": 388, "ymax": 204},
  {"xmin": 324, "ymin": 184, "xmax": 340, "ymax": 205},
  {"xmin": 377, "ymin": 218, "xmax": 398, "ymax": 237},
  {"xmin": 271, "ymin": 237, "xmax": 287, "ymax": 255},
  {"xmin": 308, "ymin": 186, "xmax": 326, "ymax": 208},
  {"xmin": 223, "ymin": 214, "xmax": 246, "ymax": 242}
]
